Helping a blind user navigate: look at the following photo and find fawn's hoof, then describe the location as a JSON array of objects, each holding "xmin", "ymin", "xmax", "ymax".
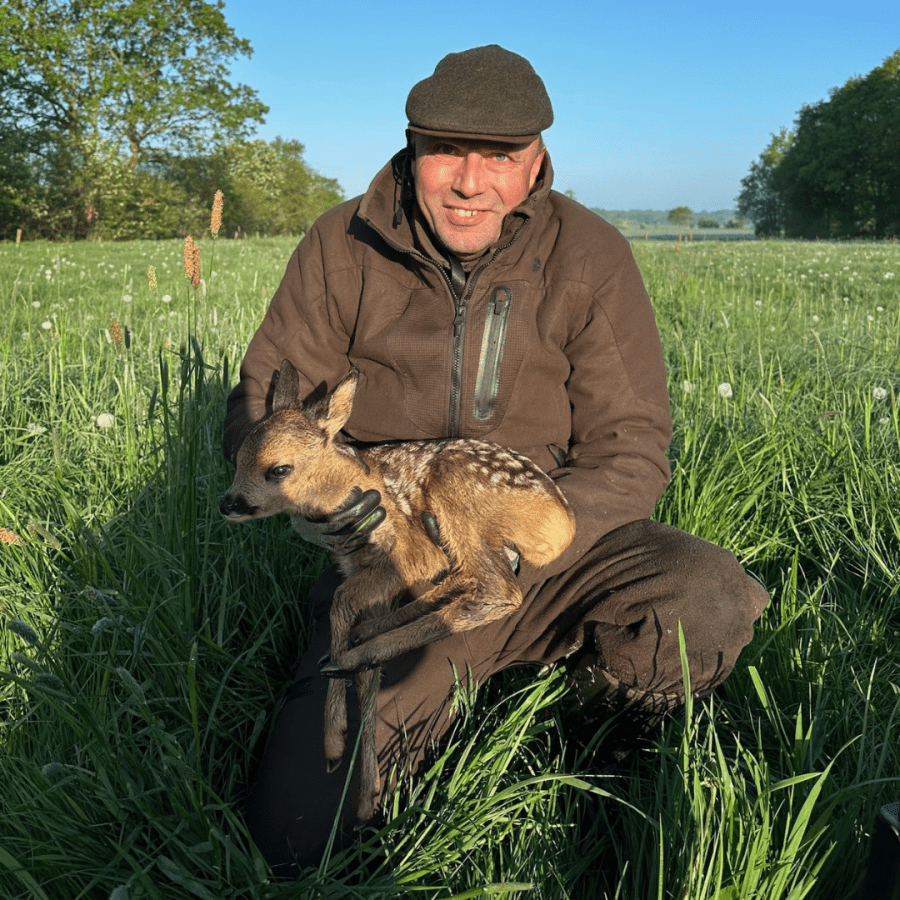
[
  {"xmin": 325, "ymin": 756, "xmax": 343, "ymax": 774},
  {"xmin": 320, "ymin": 658, "xmax": 352, "ymax": 678}
]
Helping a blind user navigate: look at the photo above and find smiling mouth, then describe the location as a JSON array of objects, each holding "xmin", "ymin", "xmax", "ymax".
[{"xmin": 447, "ymin": 207, "xmax": 488, "ymax": 221}]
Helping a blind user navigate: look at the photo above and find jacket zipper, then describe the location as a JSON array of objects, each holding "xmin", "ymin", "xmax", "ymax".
[
  {"xmin": 367, "ymin": 216, "xmax": 529, "ymax": 436},
  {"xmin": 473, "ymin": 286, "xmax": 512, "ymax": 421}
]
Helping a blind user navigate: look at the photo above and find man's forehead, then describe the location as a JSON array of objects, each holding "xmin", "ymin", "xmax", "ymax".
[{"xmin": 416, "ymin": 135, "xmax": 539, "ymax": 155}]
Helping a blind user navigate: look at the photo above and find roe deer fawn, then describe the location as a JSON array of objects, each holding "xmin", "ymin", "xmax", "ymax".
[{"xmin": 220, "ymin": 360, "xmax": 575, "ymax": 823}]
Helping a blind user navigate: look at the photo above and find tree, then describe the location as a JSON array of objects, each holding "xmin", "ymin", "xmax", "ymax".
[
  {"xmin": 0, "ymin": 0, "xmax": 268, "ymax": 238},
  {"xmin": 739, "ymin": 49, "xmax": 900, "ymax": 239},
  {"xmin": 736, "ymin": 127, "xmax": 793, "ymax": 236},
  {"xmin": 0, "ymin": 0, "xmax": 268, "ymax": 168},
  {"xmin": 667, "ymin": 206, "xmax": 693, "ymax": 227}
]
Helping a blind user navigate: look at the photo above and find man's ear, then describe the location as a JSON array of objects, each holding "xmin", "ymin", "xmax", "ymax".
[
  {"xmin": 272, "ymin": 359, "xmax": 302, "ymax": 412},
  {"xmin": 319, "ymin": 369, "xmax": 359, "ymax": 438}
]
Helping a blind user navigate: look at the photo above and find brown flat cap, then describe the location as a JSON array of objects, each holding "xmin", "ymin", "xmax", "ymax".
[{"xmin": 406, "ymin": 44, "xmax": 553, "ymax": 144}]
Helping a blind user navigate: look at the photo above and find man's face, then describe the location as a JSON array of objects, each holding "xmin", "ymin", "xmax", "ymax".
[{"xmin": 412, "ymin": 135, "xmax": 545, "ymax": 257}]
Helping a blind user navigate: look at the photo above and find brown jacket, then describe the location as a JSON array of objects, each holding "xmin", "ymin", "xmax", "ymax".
[{"xmin": 224, "ymin": 150, "xmax": 672, "ymax": 580}]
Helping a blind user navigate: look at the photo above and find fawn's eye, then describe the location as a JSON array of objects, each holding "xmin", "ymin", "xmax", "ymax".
[{"xmin": 266, "ymin": 464, "xmax": 293, "ymax": 481}]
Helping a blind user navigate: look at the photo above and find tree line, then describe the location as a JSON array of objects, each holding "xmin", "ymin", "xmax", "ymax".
[
  {"xmin": 737, "ymin": 49, "xmax": 900, "ymax": 239},
  {"xmin": 0, "ymin": 0, "xmax": 344, "ymax": 242}
]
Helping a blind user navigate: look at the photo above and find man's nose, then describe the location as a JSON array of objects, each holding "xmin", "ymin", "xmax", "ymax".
[{"xmin": 452, "ymin": 152, "xmax": 486, "ymax": 196}]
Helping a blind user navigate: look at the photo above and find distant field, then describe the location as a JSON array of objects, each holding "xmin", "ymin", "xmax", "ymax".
[{"xmin": 0, "ymin": 236, "xmax": 898, "ymax": 899}]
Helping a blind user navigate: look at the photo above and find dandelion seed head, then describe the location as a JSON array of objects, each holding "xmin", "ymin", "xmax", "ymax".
[
  {"xmin": 42, "ymin": 762, "xmax": 67, "ymax": 778},
  {"xmin": 682, "ymin": 380, "xmax": 695, "ymax": 393},
  {"xmin": 32, "ymin": 300, "xmax": 41, "ymax": 308},
  {"xmin": 161, "ymin": 294, "xmax": 172, "ymax": 303},
  {"xmin": 93, "ymin": 413, "xmax": 115, "ymax": 428},
  {"xmin": 26, "ymin": 423, "xmax": 47, "ymax": 435},
  {"xmin": 878, "ymin": 416, "xmax": 891, "ymax": 426},
  {"xmin": 873, "ymin": 387, "xmax": 888, "ymax": 401},
  {"xmin": 717, "ymin": 382, "xmax": 733, "ymax": 399}
]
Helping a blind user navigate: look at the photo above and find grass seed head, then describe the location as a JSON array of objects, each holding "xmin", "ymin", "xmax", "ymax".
[
  {"xmin": 7, "ymin": 619, "xmax": 41, "ymax": 646},
  {"xmin": 183, "ymin": 236, "xmax": 201, "ymax": 287},
  {"xmin": 0, "ymin": 526, "xmax": 21, "ymax": 544},
  {"xmin": 210, "ymin": 190, "xmax": 224, "ymax": 237}
]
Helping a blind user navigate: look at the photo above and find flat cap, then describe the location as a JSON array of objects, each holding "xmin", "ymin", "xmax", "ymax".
[{"xmin": 406, "ymin": 44, "xmax": 553, "ymax": 144}]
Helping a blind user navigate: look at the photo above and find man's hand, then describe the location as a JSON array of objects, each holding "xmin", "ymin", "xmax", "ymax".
[{"xmin": 290, "ymin": 487, "xmax": 385, "ymax": 554}]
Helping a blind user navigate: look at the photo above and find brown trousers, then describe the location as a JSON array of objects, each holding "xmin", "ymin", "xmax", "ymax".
[{"xmin": 246, "ymin": 519, "xmax": 769, "ymax": 875}]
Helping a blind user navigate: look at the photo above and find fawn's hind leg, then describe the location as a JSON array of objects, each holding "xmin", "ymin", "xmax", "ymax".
[
  {"xmin": 336, "ymin": 550, "xmax": 522, "ymax": 673},
  {"xmin": 354, "ymin": 665, "xmax": 382, "ymax": 825}
]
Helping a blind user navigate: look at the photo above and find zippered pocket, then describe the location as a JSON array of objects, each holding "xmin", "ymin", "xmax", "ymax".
[{"xmin": 473, "ymin": 286, "xmax": 512, "ymax": 421}]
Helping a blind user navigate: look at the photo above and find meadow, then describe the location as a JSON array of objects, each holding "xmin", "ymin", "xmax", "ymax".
[{"xmin": 0, "ymin": 232, "xmax": 898, "ymax": 899}]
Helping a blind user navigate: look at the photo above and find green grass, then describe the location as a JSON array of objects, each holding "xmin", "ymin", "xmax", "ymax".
[{"xmin": 0, "ymin": 235, "xmax": 898, "ymax": 899}]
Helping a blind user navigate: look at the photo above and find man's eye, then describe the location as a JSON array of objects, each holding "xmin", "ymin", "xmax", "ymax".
[{"xmin": 266, "ymin": 465, "xmax": 293, "ymax": 481}]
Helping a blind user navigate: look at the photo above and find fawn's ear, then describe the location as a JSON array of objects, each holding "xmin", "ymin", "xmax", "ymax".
[
  {"xmin": 272, "ymin": 360, "xmax": 302, "ymax": 412},
  {"xmin": 319, "ymin": 369, "xmax": 359, "ymax": 439}
]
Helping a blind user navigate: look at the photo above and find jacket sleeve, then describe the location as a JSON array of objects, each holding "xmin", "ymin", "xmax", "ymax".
[
  {"xmin": 520, "ymin": 241, "xmax": 672, "ymax": 586},
  {"xmin": 222, "ymin": 220, "xmax": 358, "ymax": 463}
]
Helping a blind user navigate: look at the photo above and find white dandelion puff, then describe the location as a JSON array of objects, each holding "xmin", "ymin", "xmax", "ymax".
[
  {"xmin": 717, "ymin": 383, "xmax": 734, "ymax": 399},
  {"xmin": 873, "ymin": 387, "xmax": 888, "ymax": 401},
  {"xmin": 682, "ymin": 380, "xmax": 695, "ymax": 393},
  {"xmin": 93, "ymin": 413, "xmax": 115, "ymax": 428}
]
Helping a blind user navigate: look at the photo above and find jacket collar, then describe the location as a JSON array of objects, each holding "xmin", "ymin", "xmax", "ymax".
[{"xmin": 357, "ymin": 146, "xmax": 555, "ymax": 262}]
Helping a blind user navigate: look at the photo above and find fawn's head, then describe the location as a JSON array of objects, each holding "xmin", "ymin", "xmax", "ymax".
[{"xmin": 220, "ymin": 360, "xmax": 364, "ymax": 521}]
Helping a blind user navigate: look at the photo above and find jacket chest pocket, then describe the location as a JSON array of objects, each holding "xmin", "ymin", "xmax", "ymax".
[{"xmin": 473, "ymin": 286, "xmax": 513, "ymax": 421}]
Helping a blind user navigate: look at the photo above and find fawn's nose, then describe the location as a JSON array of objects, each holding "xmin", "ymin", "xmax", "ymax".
[{"xmin": 219, "ymin": 493, "xmax": 254, "ymax": 518}]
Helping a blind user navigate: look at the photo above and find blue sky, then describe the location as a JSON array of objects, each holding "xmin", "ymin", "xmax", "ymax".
[{"xmin": 221, "ymin": 1, "xmax": 899, "ymax": 211}]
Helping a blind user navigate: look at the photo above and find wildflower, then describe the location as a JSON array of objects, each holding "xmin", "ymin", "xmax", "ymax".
[
  {"xmin": 93, "ymin": 413, "xmax": 115, "ymax": 428},
  {"xmin": 183, "ymin": 236, "xmax": 201, "ymax": 287},
  {"xmin": 873, "ymin": 387, "xmax": 888, "ymax": 401},
  {"xmin": 7, "ymin": 619, "xmax": 41, "ymax": 646},
  {"xmin": 717, "ymin": 382, "xmax": 733, "ymax": 399},
  {"xmin": 210, "ymin": 190, "xmax": 224, "ymax": 237},
  {"xmin": 0, "ymin": 527, "xmax": 21, "ymax": 544}
]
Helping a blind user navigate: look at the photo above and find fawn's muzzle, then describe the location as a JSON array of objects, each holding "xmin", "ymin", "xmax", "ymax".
[{"xmin": 219, "ymin": 493, "xmax": 256, "ymax": 519}]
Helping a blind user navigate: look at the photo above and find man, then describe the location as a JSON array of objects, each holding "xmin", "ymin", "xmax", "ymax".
[{"xmin": 223, "ymin": 45, "xmax": 769, "ymax": 875}]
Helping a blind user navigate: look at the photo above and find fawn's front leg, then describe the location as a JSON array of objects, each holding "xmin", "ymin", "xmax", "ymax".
[{"xmin": 322, "ymin": 562, "xmax": 404, "ymax": 774}]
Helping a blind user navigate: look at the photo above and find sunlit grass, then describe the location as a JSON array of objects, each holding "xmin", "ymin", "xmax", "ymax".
[{"xmin": 0, "ymin": 237, "xmax": 898, "ymax": 899}]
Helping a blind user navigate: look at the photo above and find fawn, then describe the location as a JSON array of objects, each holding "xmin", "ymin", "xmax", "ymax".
[{"xmin": 220, "ymin": 360, "xmax": 576, "ymax": 823}]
